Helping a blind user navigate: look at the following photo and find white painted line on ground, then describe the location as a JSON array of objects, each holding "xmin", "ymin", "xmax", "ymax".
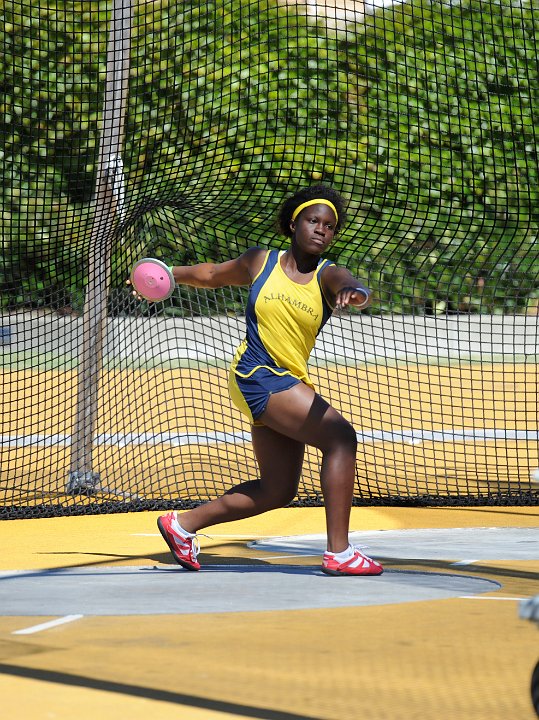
[
  {"xmin": 3, "ymin": 428, "xmax": 538, "ymax": 448},
  {"xmin": 132, "ymin": 533, "xmax": 278, "ymax": 538},
  {"xmin": 199, "ymin": 534, "xmax": 279, "ymax": 539},
  {"xmin": 12, "ymin": 614, "xmax": 84, "ymax": 635},
  {"xmin": 154, "ymin": 564, "xmax": 303, "ymax": 570},
  {"xmin": 451, "ymin": 559, "xmax": 479, "ymax": 566},
  {"xmin": 459, "ymin": 596, "xmax": 525, "ymax": 601}
]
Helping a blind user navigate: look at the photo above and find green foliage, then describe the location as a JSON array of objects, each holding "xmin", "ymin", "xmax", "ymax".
[
  {"xmin": 0, "ymin": 0, "xmax": 538, "ymax": 313},
  {"xmin": 352, "ymin": 0, "xmax": 539, "ymax": 313},
  {"xmin": 0, "ymin": 0, "xmax": 102, "ymax": 309}
]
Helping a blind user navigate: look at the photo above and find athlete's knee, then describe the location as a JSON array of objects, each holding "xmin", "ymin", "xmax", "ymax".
[
  {"xmin": 320, "ymin": 417, "xmax": 357, "ymax": 454},
  {"xmin": 261, "ymin": 482, "xmax": 298, "ymax": 510},
  {"xmin": 338, "ymin": 420, "xmax": 358, "ymax": 452}
]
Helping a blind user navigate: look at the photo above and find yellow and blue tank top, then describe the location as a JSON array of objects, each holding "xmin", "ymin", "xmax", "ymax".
[{"xmin": 230, "ymin": 249, "xmax": 335, "ymax": 388}]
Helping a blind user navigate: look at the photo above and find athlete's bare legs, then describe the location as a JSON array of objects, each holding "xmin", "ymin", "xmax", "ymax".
[{"xmin": 178, "ymin": 383, "xmax": 357, "ymax": 553}]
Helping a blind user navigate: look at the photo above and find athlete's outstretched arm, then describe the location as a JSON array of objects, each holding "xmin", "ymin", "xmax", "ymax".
[
  {"xmin": 321, "ymin": 265, "xmax": 372, "ymax": 310},
  {"xmin": 171, "ymin": 247, "xmax": 265, "ymax": 289}
]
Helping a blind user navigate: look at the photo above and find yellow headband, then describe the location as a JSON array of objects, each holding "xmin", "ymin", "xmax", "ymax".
[{"xmin": 291, "ymin": 199, "xmax": 338, "ymax": 223}]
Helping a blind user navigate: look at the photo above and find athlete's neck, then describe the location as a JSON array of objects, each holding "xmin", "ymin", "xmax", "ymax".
[{"xmin": 283, "ymin": 245, "xmax": 320, "ymax": 276}]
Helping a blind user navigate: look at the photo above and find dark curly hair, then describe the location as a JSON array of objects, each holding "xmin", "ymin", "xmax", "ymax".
[{"xmin": 277, "ymin": 184, "xmax": 347, "ymax": 238}]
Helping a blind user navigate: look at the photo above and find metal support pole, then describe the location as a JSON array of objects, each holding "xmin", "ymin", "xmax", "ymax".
[{"xmin": 67, "ymin": 0, "xmax": 132, "ymax": 494}]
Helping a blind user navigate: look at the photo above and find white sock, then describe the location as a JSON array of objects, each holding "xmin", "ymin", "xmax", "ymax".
[
  {"xmin": 328, "ymin": 544, "xmax": 354, "ymax": 561},
  {"xmin": 171, "ymin": 513, "xmax": 195, "ymax": 538}
]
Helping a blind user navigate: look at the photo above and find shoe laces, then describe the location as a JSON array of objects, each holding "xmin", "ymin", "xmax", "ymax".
[
  {"xmin": 188, "ymin": 534, "xmax": 201, "ymax": 560},
  {"xmin": 352, "ymin": 544, "xmax": 373, "ymax": 558},
  {"xmin": 324, "ymin": 544, "xmax": 370, "ymax": 559},
  {"xmin": 353, "ymin": 545, "xmax": 382, "ymax": 568},
  {"xmin": 187, "ymin": 532, "xmax": 211, "ymax": 560}
]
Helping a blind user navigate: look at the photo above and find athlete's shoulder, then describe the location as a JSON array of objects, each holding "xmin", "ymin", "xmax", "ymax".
[
  {"xmin": 241, "ymin": 247, "xmax": 272, "ymax": 283},
  {"xmin": 320, "ymin": 261, "xmax": 351, "ymax": 286},
  {"xmin": 318, "ymin": 256, "xmax": 336, "ymax": 271},
  {"xmin": 320, "ymin": 262, "xmax": 371, "ymax": 308}
]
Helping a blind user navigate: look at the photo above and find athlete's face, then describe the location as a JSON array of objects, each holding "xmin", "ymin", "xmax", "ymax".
[{"xmin": 290, "ymin": 204, "xmax": 337, "ymax": 254}]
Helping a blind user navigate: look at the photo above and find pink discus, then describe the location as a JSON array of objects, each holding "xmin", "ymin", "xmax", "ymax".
[{"xmin": 130, "ymin": 258, "xmax": 175, "ymax": 302}]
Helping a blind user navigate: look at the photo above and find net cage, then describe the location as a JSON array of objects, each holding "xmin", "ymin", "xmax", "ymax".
[{"xmin": 0, "ymin": 0, "xmax": 538, "ymax": 518}]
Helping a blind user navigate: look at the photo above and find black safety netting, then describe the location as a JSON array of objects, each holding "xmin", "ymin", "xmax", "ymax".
[{"xmin": 1, "ymin": 0, "xmax": 538, "ymax": 517}]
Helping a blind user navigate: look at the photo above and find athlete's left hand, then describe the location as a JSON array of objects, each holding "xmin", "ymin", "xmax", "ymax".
[{"xmin": 335, "ymin": 286, "xmax": 369, "ymax": 310}]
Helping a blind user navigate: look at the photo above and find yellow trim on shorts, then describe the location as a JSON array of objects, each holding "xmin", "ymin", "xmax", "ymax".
[
  {"xmin": 233, "ymin": 364, "xmax": 295, "ymax": 380},
  {"xmin": 228, "ymin": 371, "xmax": 255, "ymax": 424}
]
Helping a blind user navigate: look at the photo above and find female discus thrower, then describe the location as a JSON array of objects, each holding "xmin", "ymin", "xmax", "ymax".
[{"xmin": 156, "ymin": 185, "xmax": 383, "ymax": 576}]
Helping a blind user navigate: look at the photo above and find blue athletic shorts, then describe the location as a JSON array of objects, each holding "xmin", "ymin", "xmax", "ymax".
[{"xmin": 229, "ymin": 367, "xmax": 301, "ymax": 425}]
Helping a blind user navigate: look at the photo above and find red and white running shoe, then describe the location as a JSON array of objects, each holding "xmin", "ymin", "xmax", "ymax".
[
  {"xmin": 157, "ymin": 512, "xmax": 201, "ymax": 571},
  {"xmin": 322, "ymin": 546, "xmax": 383, "ymax": 576}
]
